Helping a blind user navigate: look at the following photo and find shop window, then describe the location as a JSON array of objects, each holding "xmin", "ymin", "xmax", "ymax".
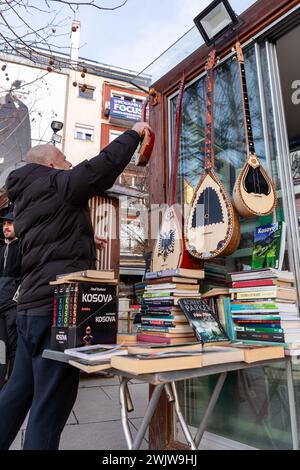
[
  {"xmin": 78, "ymin": 86, "xmax": 95, "ymax": 100},
  {"xmin": 75, "ymin": 125, "xmax": 94, "ymax": 141}
]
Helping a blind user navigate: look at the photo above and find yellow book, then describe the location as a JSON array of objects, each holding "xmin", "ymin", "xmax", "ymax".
[
  {"xmin": 69, "ymin": 360, "xmax": 112, "ymax": 374},
  {"xmin": 225, "ymin": 343, "xmax": 285, "ymax": 363},
  {"xmin": 111, "ymin": 354, "xmax": 203, "ymax": 375}
]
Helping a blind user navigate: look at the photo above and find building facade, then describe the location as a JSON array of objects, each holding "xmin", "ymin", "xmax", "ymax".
[{"xmin": 0, "ymin": 23, "xmax": 151, "ymax": 286}]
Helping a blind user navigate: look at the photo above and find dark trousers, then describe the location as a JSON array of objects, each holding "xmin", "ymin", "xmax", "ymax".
[
  {"xmin": 0, "ymin": 305, "xmax": 80, "ymax": 450},
  {"xmin": 0, "ymin": 306, "xmax": 17, "ymax": 388}
]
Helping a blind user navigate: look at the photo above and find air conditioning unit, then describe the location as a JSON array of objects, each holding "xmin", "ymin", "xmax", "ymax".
[{"xmin": 104, "ymin": 101, "xmax": 110, "ymax": 116}]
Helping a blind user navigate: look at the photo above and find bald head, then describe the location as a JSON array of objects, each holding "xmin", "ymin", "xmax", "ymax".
[{"xmin": 25, "ymin": 145, "xmax": 72, "ymax": 170}]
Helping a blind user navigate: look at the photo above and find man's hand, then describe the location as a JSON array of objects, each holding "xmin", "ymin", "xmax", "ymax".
[
  {"xmin": 94, "ymin": 235, "xmax": 107, "ymax": 251},
  {"xmin": 132, "ymin": 122, "xmax": 152, "ymax": 137}
]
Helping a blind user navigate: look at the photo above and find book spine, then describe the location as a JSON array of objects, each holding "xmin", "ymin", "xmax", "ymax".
[
  {"xmin": 234, "ymin": 325, "xmax": 283, "ymax": 334},
  {"xmin": 236, "ymin": 331, "xmax": 285, "ymax": 342},
  {"xmin": 137, "ymin": 333, "xmax": 171, "ymax": 344},
  {"xmin": 143, "ymin": 299, "xmax": 174, "ymax": 307},
  {"xmin": 232, "ymin": 291, "xmax": 277, "ymax": 300},
  {"xmin": 57, "ymin": 285, "xmax": 65, "ymax": 327},
  {"xmin": 223, "ymin": 297, "xmax": 236, "ymax": 340},
  {"xmin": 141, "ymin": 319, "xmax": 175, "ymax": 327},
  {"xmin": 232, "ymin": 280, "xmax": 275, "ymax": 288},
  {"xmin": 72, "ymin": 283, "xmax": 79, "ymax": 327},
  {"xmin": 63, "ymin": 285, "xmax": 71, "ymax": 328},
  {"xmin": 52, "ymin": 287, "xmax": 58, "ymax": 327},
  {"xmin": 139, "ymin": 325, "xmax": 176, "ymax": 332},
  {"xmin": 68, "ymin": 284, "xmax": 75, "ymax": 327}
]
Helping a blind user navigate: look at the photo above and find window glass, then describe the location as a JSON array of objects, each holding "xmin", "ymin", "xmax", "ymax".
[{"xmin": 171, "ymin": 45, "xmax": 284, "ymax": 287}]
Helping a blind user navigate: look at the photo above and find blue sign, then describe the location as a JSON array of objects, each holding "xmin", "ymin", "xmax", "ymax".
[{"xmin": 110, "ymin": 97, "xmax": 143, "ymax": 122}]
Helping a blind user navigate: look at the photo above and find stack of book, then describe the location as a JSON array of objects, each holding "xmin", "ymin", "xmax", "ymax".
[
  {"xmin": 228, "ymin": 268, "xmax": 299, "ymax": 347},
  {"xmin": 137, "ymin": 268, "xmax": 204, "ymax": 344},
  {"xmin": 50, "ymin": 270, "xmax": 118, "ymax": 351}
]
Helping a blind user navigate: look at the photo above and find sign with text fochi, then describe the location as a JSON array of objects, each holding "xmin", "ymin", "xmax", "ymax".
[{"xmin": 109, "ymin": 98, "xmax": 145, "ymax": 123}]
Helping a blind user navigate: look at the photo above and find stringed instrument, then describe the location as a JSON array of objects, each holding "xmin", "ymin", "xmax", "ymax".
[
  {"xmin": 136, "ymin": 88, "xmax": 158, "ymax": 167},
  {"xmin": 152, "ymin": 75, "xmax": 201, "ymax": 272},
  {"xmin": 185, "ymin": 50, "xmax": 240, "ymax": 260},
  {"xmin": 233, "ymin": 42, "xmax": 277, "ymax": 218}
]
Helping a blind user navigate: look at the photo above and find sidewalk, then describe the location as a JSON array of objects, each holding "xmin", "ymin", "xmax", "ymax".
[{"xmin": 11, "ymin": 374, "xmax": 149, "ymax": 450}]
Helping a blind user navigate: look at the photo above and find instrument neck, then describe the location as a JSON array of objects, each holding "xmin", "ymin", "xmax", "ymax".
[
  {"xmin": 204, "ymin": 67, "xmax": 215, "ymax": 172},
  {"xmin": 238, "ymin": 58, "xmax": 256, "ymax": 156}
]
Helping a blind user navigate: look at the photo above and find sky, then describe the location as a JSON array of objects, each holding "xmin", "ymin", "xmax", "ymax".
[{"xmin": 73, "ymin": 0, "xmax": 257, "ymax": 72}]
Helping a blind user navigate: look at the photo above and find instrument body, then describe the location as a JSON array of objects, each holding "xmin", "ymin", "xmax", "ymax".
[
  {"xmin": 233, "ymin": 42, "xmax": 277, "ymax": 218},
  {"xmin": 152, "ymin": 76, "xmax": 202, "ymax": 272},
  {"xmin": 185, "ymin": 50, "xmax": 240, "ymax": 260},
  {"xmin": 136, "ymin": 88, "xmax": 158, "ymax": 167}
]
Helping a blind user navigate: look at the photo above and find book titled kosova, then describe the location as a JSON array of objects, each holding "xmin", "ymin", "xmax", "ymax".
[
  {"xmin": 51, "ymin": 283, "xmax": 118, "ymax": 351},
  {"xmin": 178, "ymin": 298, "xmax": 229, "ymax": 345}
]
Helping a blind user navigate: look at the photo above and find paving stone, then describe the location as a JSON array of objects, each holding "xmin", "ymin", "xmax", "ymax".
[
  {"xmin": 72, "ymin": 386, "xmax": 123, "ymax": 423},
  {"xmin": 103, "ymin": 382, "xmax": 149, "ymax": 419},
  {"xmin": 60, "ymin": 420, "xmax": 148, "ymax": 450}
]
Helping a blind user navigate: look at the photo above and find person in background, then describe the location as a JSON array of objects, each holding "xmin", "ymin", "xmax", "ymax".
[
  {"xmin": 0, "ymin": 121, "xmax": 151, "ymax": 450},
  {"xmin": 0, "ymin": 209, "xmax": 21, "ymax": 389}
]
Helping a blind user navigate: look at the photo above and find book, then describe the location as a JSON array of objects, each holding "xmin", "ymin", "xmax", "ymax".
[
  {"xmin": 128, "ymin": 342, "xmax": 202, "ymax": 355},
  {"xmin": 117, "ymin": 333, "xmax": 137, "ymax": 344},
  {"xmin": 230, "ymin": 287, "xmax": 297, "ymax": 301},
  {"xmin": 228, "ymin": 269, "xmax": 294, "ymax": 282},
  {"xmin": 146, "ymin": 277, "xmax": 199, "ymax": 285},
  {"xmin": 235, "ymin": 331, "xmax": 284, "ymax": 342},
  {"xmin": 145, "ymin": 283, "xmax": 200, "ymax": 291},
  {"xmin": 111, "ymin": 353, "xmax": 203, "ymax": 375},
  {"xmin": 178, "ymin": 299, "xmax": 229, "ymax": 345},
  {"xmin": 51, "ymin": 277, "xmax": 118, "ymax": 285},
  {"xmin": 68, "ymin": 360, "xmax": 112, "ymax": 374},
  {"xmin": 251, "ymin": 222, "xmax": 286, "ymax": 270},
  {"xmin": 145, "ymin": 268, "xmax": 205, "ymax": 280},
  {"xmin": 57, "ymin": 270, "xmax": 115, "ymax": 280},
  {"xmin": 51, "ymin": 282, "xmax": 118, "ymax": 351},
  {"xmin": 231, "ymin": 279, "xmax": 293, "ymax": 288},
  {"xmin": 64, "ymin": 344, "xmax": 127, "ymax": 364},
  {"xmin": 201, "ymin": 346, "xmax": 244, "ymax": 366},
  {"xmin": 136, "ymin": 333, "xmax": 197, "ymax": 344},
  {"xmin": 227, "ymin": 343, "xmax": 285, "ymax": 363},
  {"xmin": 201, "ymin": 288, "xmax": 230, "ymax": 298}
]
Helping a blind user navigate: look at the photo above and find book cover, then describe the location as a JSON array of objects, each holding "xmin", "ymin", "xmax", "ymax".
[
  {"xmin": 178, "ymin": 299, "xmax": 229, "ymax": 344},
  {"xmin": 51, "ymin": 283, "xmax": 117, "ymax": 351},
  {"xmin": 251, "ymin": 222, "xmax": 286, "ymax": 270}
]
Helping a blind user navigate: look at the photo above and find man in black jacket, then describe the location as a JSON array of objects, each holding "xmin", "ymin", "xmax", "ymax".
[
  {"xmin": 0, "ymin": 211, "xmax": 21, "ymax": 388},
  {"xmin": 0, "ymin": 121, "xmax": 150, "ymax": 450}
]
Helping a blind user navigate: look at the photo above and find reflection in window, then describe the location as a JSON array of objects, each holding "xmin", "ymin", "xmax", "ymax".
[{"xmin": 170, "ymin": 45, "xmax": 281, "ymax": 281}]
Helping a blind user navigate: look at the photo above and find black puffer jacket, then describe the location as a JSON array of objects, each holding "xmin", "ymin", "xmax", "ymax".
[
  {"xmin": 0, "ymin": 239, "xmax": 22, "ymax": 313},
  {"xmin": 6, "ymin": 130, "xmax": 140, "ymax": 311}
]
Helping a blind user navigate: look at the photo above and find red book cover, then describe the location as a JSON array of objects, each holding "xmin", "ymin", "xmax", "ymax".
[{"xmin": 232, "ymin": 279, "xmax": 276, "ymax": 288}]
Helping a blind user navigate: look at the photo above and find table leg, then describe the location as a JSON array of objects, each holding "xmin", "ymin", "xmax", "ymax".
[
  {"xmin": 171, "ymin": 382, "xmax": 197, "ymax": 450},
  {"xmin": 194, "ymin": 372, "xmax": 228, "ymax": 448},
  {"xmin": 286, "ymin": 359, "xmax": 299, "ymax": 450},
  {"xmin": 131, "ymin": 383, "xmax": 165, "ymax": 450},
  {"xmin": 119, "ymin": 378, "xmax": 134, "ymax": 449}
]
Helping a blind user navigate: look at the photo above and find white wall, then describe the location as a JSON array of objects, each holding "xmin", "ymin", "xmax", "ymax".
[{"xmin": 0, "ymin": 55, "xmax": 67, "ymax": 186}]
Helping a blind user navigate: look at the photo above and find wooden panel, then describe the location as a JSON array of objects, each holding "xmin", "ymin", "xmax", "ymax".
[
  {"xmin": 149, "ymin": 386, "xmax": 174, "ymax": 450},
  {"xmin": 89, "ymin": 196, "xmax": 120, "ymax": 276},
  {"xmin": 152, "ymin": 0, "xmax": 299, "ymax": 96}
]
